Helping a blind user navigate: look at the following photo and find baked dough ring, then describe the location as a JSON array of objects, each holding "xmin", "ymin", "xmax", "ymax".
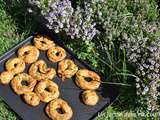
[
  {"xmin": 0, "ymin": 71, "xmax": 14, "ymax": 84},
  {"xmin": 34, "ymin": 35, "xmax": 55, "ymax": 51},
  {"xmin": 23, "ymin": 92, "xmax": 40, "ymax": 106},
  {"xmin": 46, "ymin": 99, "xmax": 73, "ymax": 120},
  {"xmin": 11, "ymin": 73, "xmax": 37, "ymax": 95},
  {"xmin": 75, "ymin": 69, "xmax": 101, "ymax": 90},
  {"xmin": 35, "ymin": 79, "xmax": 59, "ymax": 103},
  {"xmin": 82, "ymin": 90, "xmax": 99, "ymax": 106},
  {"xmin": 29, "ymin": 60, "xmax": 56, "ymax": 81},
  {"xmin": 58, "ymin": 59, "xmax": 78, "ymax": 81},
  {"xmin": 5, "ymin": 57, "xmax": 25, "ymax": 74},
  {"xmin": 18, "ymin": 45, "xmax": 39, "ymax": 64},
  {"xmin": 47, "ymin": 46, "xmax": 66, "ymax": 63}
]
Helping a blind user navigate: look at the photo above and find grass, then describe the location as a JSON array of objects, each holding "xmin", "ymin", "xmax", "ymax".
[
  {"xmin": 0, "ymin": 0, "xmax": 159, "ymax": 120},
  {"xmin": 0, "ymin": 1, "xmax": 27, "ymax": 120},
  {"xmin": 0, "ymin": 5, "xmax": 21, "ymax": 55}
]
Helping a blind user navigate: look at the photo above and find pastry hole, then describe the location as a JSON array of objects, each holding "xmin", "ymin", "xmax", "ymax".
[
  {"xmin": 37, "ymin": 68, "xmax": 42, "ymax": 73},
  {"xmin": 14, "ymin": 63, "xmax": 18, "ymax": 67},
  {"xmin": 21, "ymin": 81, "xmax": 29, "ymax": 86},
  {"xmin": 41, "ymin": 41, "xmax": 46, "ymax": 44},
  {"xmin": 45, "ymin": 87, "xmax": 50, "ymax": 92},
  {"xmin": 24, "ymin": 51, "xmax": 29, "ymax": 55},
  {"xmin": 56, "ymin": 52, "xmax": 60, "ymax": 56},
  {"xmin": 85, "ymin": 77, "xmax": 92, "ymax": 82},
  {"xmin": 56, "ymin": 108, "xmax": 65, "ymax": 114},
  {"xmin": 65, "ymin": 65, "xmax": 70, "ymax": 70}
]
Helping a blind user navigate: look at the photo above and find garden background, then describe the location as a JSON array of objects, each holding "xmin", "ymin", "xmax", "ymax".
[{"xmin": 0, "ymin": 0, "xmax": 160, "ymax": 119}]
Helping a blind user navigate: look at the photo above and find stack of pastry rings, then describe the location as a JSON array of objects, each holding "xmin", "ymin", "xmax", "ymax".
[
  {"xmin": 75, "ymin": 69, "xmax": 101, "ymax": 106},
  {"xmin": 75, "ymin": 69, "xmax": 101, "ymax": 90},
  {"xmin": 58, "ymin": 59, "xmax": 78, "ymax": 81},
  {"xmin": 0, "ymin": 71, "xmax": 14, "ymax": 84},
  {"xmin": 47, "ymin": 46, "xmax": 66, "ymax": 63},
  {"xmin": 33, "ymin": 35, "xmax": 73, "ymax": 119},
  {"xmin": 0, "ymin": 34, "xmax": 103, "ymax": 119},
  {"xmin": 35, "ymin": 79, "xmax": 60, "ymax": 103},
  {"xmin": 0, "ymin": 57, "xmax": 25, "ymax": 84},
  {"xmin": 5, "ymin": 57, "xmax": 25, "ymax": 74},
  {"xmin": 46, "ymin": 99, "xmax": 73, "ymax": 120},
  {"xmin": 18, "ymin": 45, "xmax": 39, "ymax": 64},
  {"xmin": 81, "ymin": 90, "xmax": 99, "ymax": 106},
  {"xmin": 29, "ymin": 60, "xmax": 56, "ymax": 81},
  {"xmin": 11, "ymin": 73, "xmax": 41, "ymax": 106},
  {"xmin": 11, "ymin": 73, "xmax": 37, "ymax": 95},
  {"xmin": 34, "ymin": 35, "xmax": 55, "ymax": 51},
  {"xmin": 23, "ymin": 92, "xmax": 40, "ymax": 107}
]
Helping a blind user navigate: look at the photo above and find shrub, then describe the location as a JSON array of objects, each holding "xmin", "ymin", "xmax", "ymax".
[{"xmin": 29, "ymin": 0, "xmax": 98, "ymax": 40}]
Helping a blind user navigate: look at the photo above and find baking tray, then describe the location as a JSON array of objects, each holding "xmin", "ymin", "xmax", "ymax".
[{"xmin": 0, "ymin": 33, "xmax": 119, "ymax": 120}]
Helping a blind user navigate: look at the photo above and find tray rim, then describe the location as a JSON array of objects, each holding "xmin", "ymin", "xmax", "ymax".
[{"xmin": 0, "ymin": 36, "xmax": 33, "ymax": 63}]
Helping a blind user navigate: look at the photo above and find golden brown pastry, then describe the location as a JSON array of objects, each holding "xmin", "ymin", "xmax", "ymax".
[
  {"xmin": 23, "ymin": 92, "xmax": 40, "ymax": 106},
  {"xmin": 18, "ymin": 45, "xmax": 39, "ymax": 64},
  {"xmin": 58, "ymin": 59, "xmax": 78, "ymax": 81},
  {"xmin": 82, "ymin": 90, "xmax": 99, "ymax": 106},
  {"xmin": 47, "ymin": 46, "xmax": 66, "ymax": 63},
  {"xmin": 35, "ymin": 79, "xmax": 59, "ymax": 103},
  {"xmin": 34, "ymin": 35, "xmax": 55, "ymax": 51},
  {"xmin": 29, "ymin": 60, "xmax": 56, "ymax": 81},
  {"xmin": 75, "ymin": 69, "xmax": 101, "ymax": 90},
  {"xmin": 46, "ymin": 99, "xmax": 73, "ymax": 120},
  {"xmin": 11, "ymin": 73, "xmax": 37, "ymax": 95},
  {"xmin": 5, "ymin": 57, "xmax": 25, "ymax": 74},
  {"xmin": 0, "ymin": 71, "xmax": 14, "ymax": 84}
]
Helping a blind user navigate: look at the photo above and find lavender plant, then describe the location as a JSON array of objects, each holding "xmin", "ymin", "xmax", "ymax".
[
  {"xmin": 29, "ymin": 0, "xmax": 98, "ymax": 40},
  {"xmin": 82, "ymin": 0, "xmax": 160, "ymax": 111},
  {"xmin": 120, "ymin": 20, "xmax": 160, "ymax": 111}
]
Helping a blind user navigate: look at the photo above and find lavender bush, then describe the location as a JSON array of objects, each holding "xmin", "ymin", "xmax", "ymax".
[
  {"xmin": 29, "ymin": 0, "xmax": 98, "ymax": 40},
  {"xmin": 121, "ymin": 34, "xmax": 160, "ymax": 111}
]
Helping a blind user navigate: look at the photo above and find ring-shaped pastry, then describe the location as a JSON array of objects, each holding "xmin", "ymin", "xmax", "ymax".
[
  {"xmin": 35, "ymin": 79, "xmax": 59, "ymax": 103},
  {"xmin": 5, "ymin": 57, "xmax": 25, "ymax": 74},
  {"xmin": 34, "ymin": 35, "xmax": 55, "ymax": 51},
  {"xmin": 75, "ymin": 69, "xmax": 101, "ymax": 90},
  {"xmin": 47, "ymin": 46, "xmax": 66, "ymax": 63},
  {"xmin": 46, "ymin": 99, "xmax": 73, "ymax": 120},
  {"xmin": 18, "ymin": 45, "xmax": 39, "ymax": 64},
  {"xmin": 11, "ymin": 73, "xmax": 37, "ymax": 95},
  {"xmin": 82, "ymin": 90, "xmax": 99, "ymax": 106},
  {"xmin": 0, "ymin": 71, "xmax": 14, "ymax": 84},
  {"xmin": 23, "ymin": 92, "xmax": 40, "ymax": 106},
  {"xmin": 58, "ymin": 59, "xmax": 78, "ymax": 81},
  {"xmin": 29, "ymin": 60, "xmax": 56, "ymax": 81}
]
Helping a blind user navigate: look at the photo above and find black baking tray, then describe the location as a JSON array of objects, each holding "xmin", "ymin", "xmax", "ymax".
[{"xmin": 0, "ymin": 32, "xmax": 119, "ymax": 120}]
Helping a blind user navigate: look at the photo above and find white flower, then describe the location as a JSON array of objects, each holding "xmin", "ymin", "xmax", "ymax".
[
  {"xmin": 136, "ymin": 83, "xmax": 140, "ymax": 88},
  {"xmin": 27, "ymin": 8, "xmax": 33, "ymax": 13},
  {"xmin": 144, "ymin": 86, "xmax": 149, "ymax": 92}
]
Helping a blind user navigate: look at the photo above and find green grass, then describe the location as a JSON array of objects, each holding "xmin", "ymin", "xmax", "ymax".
[
  {"xmin": 0, "ymin": 1, "xmax": 28, "ymax": 120},
  {"xmin": 0, "ymin": 5, "xmax": 20, "ymax": 55}
]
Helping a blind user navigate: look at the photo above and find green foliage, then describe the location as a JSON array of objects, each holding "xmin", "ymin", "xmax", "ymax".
[
  {"xmin": 0, "ymin": 98, "xmax": 17, "ymax": 120},
  {"xmin": 0, "ymin": 0, "xmax": 30, "ymax": 119},
  {"xmin": 65, "ymin": 0, "xmax": 160, "ymax": 112},
  {"xmin": 0, "ymin": 0, "xmax": 159, "ymax": 119}
]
